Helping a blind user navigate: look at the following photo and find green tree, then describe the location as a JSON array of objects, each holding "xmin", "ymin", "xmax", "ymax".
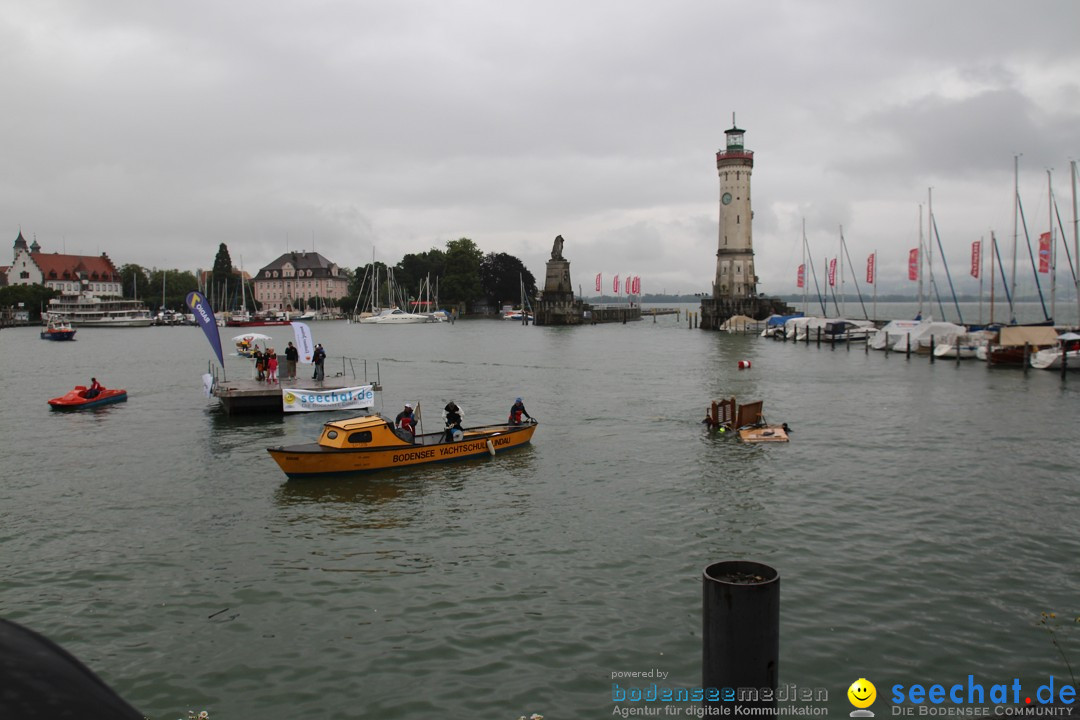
[
  {"xmin": 119, "ymin": 264, "xmax": 151, "ymax": 300},
  {"xmin": 440, "ymin": 238, "xmax": 484, "ymax": 308},
  {"xmin": 211, "ymin": 244, "xmax": 233, "ymax": 307},
  {"xmin": 479, "ymin": 252, "xmax": 537, "ymax": 307},
  {"xmin": 395, "ymin": 249, "xmax": 447, "ymax": 296},
  {"xmin": 347, "ymin": 261, "xmax": 393, "ymax": 312},
  {"xmin": 147, "ymin": 268, "xmax": 201, "ymax": 311},
  {"xmin": 0, "ymin": 284, "xmax": 60, "ymax": 321}
]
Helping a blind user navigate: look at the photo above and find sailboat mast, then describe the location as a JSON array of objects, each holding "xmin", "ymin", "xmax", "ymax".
[
  {"xmin": 801, "ymin": 219, "xmax": 808, "ymax": 314},
  {"xmin": 927, "ymin": 190, "xmax": 934, "ymax": 319},
  {"xmin": 980, "ymin": 236, "xmax": 989, "ymax": 325},
  {"xmin": 1073, "ymin": 159, "xmax": 1079, "ymax": 328},
  {"xmin": 1011, "ymin": 155, "xmax": 1020, "ymax": 324},
  {"xmin": 872, "ymin": 248, "xmax": 878, "ymax": 324},
  {"xmin": 1049, "ymin": 169, "xmax": 1056, "ymax": 323},
  {"xmin": 371, "ymin": 253, "xmax": 377, "ymax": 312},
  {"xmin": 839, "ymin": 226, "xmax": 845, "ymax": 317},
  {"xmin": 990, "ymin": 232, "xmax": 997, "ymax": 325},
  {"xmin": 917, "ymin": 205, "xmax": 924, "ymax": 318},
  {"xmin": 978, "ymin": 236, "xmax": 984, "ymax": 327}
]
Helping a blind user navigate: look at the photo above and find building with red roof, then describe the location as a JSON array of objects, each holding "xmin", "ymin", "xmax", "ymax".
[
  {"xmin": 5, "ymin": 231, "xmax": 123, "ymax": 297},
  {"xmin": 254, "ymin": 250, "xmax": 348, "ymax": 313}
]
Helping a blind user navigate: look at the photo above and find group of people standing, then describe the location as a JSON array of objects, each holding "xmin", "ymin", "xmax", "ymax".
[
  {"xmin": 252, "ymin": 346, "xmax": 278, "ymax": 382},
  {"xmin": 251, "ymin": 342, "xmax": 308, "ymax": 383},
  {"xmin": 393, "ymin": 397, "xmax": 533, "ymax": 443}
]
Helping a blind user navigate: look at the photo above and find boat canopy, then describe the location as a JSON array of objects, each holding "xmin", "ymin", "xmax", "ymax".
[
  {"xmin": 232, "ymin": 333, "xmax": 274, "ymax": 343},
  {"xmin": 767, "ymin": 313, "xmax": 803, "ymax": 327},
  {"xmin": 998, "ymin": 326, "xmax": 1062, "ymax": 347}
]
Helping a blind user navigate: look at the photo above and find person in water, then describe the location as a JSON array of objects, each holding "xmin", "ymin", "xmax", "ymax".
[
  {"xmin": 508, "ymin": 397, "xmax": 532, "ymax": 425},
  {"xmin": 84, "ymin": 377, "xmax": 102, "ymax": 399},
  {"xmin": 395, "ymin": 402, "xmax": 416, "ymax": 439}
]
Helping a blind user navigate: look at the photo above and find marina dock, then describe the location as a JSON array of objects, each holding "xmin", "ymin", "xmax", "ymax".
[{"xmin": 212, "ymin": 378, "xmax": 382, "ymax": 415}]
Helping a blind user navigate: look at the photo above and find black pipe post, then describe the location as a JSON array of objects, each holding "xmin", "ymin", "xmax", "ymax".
[
  {"xmin": 929, "ymin": 335, "xmax": 935, "ymax": 363},
  {"xmin": 703, "ymin": 561, "xmax": 779, "ymax": 715}
]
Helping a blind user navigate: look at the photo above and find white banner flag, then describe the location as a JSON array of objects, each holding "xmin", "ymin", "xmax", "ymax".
[
  {"xmin": 292, "ymin": 322, "xmax": 315, "ymax": 364},
  {"xmin": 282, "ymin": 385, "xmax": 375, "ymax": 413}
]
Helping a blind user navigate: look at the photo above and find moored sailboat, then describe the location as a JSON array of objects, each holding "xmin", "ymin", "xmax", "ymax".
[{"xmin": 1029, "ymin": 332, "xmax": 1080, "ymax": 370}]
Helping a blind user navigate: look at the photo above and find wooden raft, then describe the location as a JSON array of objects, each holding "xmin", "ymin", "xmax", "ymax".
[{"xmin": 706, "ymin": 397, "xmax": 789, "ymax": 443}]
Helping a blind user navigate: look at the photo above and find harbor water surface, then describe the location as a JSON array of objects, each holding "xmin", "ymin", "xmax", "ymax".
[{"xmin": 2, "ymin": 303, "xmax": 1079, "ymax": 718}]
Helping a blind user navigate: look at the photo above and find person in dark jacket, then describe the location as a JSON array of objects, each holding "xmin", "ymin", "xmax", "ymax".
[
  {"xmin": 443, "ymin": 401, "xmax": 463, "ymax": 441},
  {"xmin": 285, "ymin": 342, "xmax": 299, "ymax": 380},
  {"xmin": 312, "ymin": 344, "xmax": 326, "ymax": 381},
  {"xmin": 508, "ymin": 397, "xmax": 532, "ymax": 425},
  {"xmin": 253, "ymin": 348, "xmax": 266, "ymax": 381}
]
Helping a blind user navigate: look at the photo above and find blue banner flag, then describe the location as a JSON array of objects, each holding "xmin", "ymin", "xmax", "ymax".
[{"xmin": 185, "ymin": 291, "xmax": 225, "ymax": 366}]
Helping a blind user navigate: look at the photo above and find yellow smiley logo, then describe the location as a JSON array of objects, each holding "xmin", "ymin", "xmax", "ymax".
[
  {"xmin": 847, "ymin": 678, "xmax": 876, "ymax": 709},
  {"xmin": 283, "ymin": 392, "xmax": 296, "ymax": 404}
]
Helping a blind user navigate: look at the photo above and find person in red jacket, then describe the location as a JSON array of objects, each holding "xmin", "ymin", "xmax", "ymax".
[{"xmin": 395, "ymin": 403, "xmax": 416, "ymax": 439}]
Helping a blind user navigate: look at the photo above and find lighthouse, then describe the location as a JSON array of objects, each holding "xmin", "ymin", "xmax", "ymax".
[
  {"xmin": 714, "ymin": 122, "xmax": 757, "ymax": 300},
  {"xmin": 699, "ymin": 118, "xmax": 791, "ymax": 330}
]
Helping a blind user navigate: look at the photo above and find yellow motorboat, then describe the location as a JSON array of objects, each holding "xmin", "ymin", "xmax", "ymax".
[{"xmin": 267, "ymin": 414, "xmax": 538, "ymax": 478}]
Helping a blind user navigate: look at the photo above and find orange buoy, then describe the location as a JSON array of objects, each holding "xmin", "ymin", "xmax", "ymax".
[{"xmin": 737, "ymin": 360, "xmax": 752, "ymax": 369}]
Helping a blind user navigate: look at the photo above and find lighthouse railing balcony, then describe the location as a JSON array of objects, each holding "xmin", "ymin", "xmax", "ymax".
[{"xmin": 716, "ymin": 149, "xmax": 754, "ymax": 161}]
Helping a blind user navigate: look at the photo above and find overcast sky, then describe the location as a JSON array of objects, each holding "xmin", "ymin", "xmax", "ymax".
[{"xmin": 3, "ymin": 0, "xmax": 1079, "ymax": 297}]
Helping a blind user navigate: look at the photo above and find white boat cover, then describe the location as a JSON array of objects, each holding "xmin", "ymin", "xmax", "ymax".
[
  {"xmin": 890, "ymin": 322, "xmax": 967, "ymax": 352},
  {"xmin": 869, "ymin": 319, "xmax": 922, "ymax": 350}
]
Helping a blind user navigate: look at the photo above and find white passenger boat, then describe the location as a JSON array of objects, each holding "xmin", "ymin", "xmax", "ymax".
[{"xmin": 45, "ymin": 294, "xmax": 153, "ymax": 328}]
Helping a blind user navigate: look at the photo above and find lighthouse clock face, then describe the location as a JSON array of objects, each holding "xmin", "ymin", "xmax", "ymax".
[{"xmin": 722, "ymin": 192, "xmax": 732, "ymax": 205}]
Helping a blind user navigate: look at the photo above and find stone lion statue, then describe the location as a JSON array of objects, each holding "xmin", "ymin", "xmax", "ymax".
[{"xmin": 551, "ymin": 235, "xmax": 565, "ymax": 260}]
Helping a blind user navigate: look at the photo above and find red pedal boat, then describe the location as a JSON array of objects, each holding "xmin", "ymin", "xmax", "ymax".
[{"xmin": 48, "ymin": 385, "xmax": 128, "ymax": 411}]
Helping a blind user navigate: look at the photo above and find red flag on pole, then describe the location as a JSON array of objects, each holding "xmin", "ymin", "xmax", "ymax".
[
  {"xmin": 595, "ymin": 273, "xmax": 601, "ymax": 292},
  {"xmin": 796, "ymin": 264, "xmax": 805, "ymax": 288},
  {"xmin": 866, "ymin": 253, "xmax": 875, "ymax": 284},
  {"xmin": 613, "ymin": 275, "xmax": 619, "ymax": 294},
  {"xmin": 633, "ymin": 276, "xmax": 640, "ymax": 294},
  {"xmin": 908, "ymin": 249, "xmax": 919, "ymax": 281},
  {"xmin": 827, "ymin": 258, "xmax": 837, "ymax": 287},
  {"xmin": 1038, "ymin": 233, "xmax": 1051, "ymax": 273},
  {"xmin": 970, "ymin": 241, "xmax": 981, "ymax": 278}
]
